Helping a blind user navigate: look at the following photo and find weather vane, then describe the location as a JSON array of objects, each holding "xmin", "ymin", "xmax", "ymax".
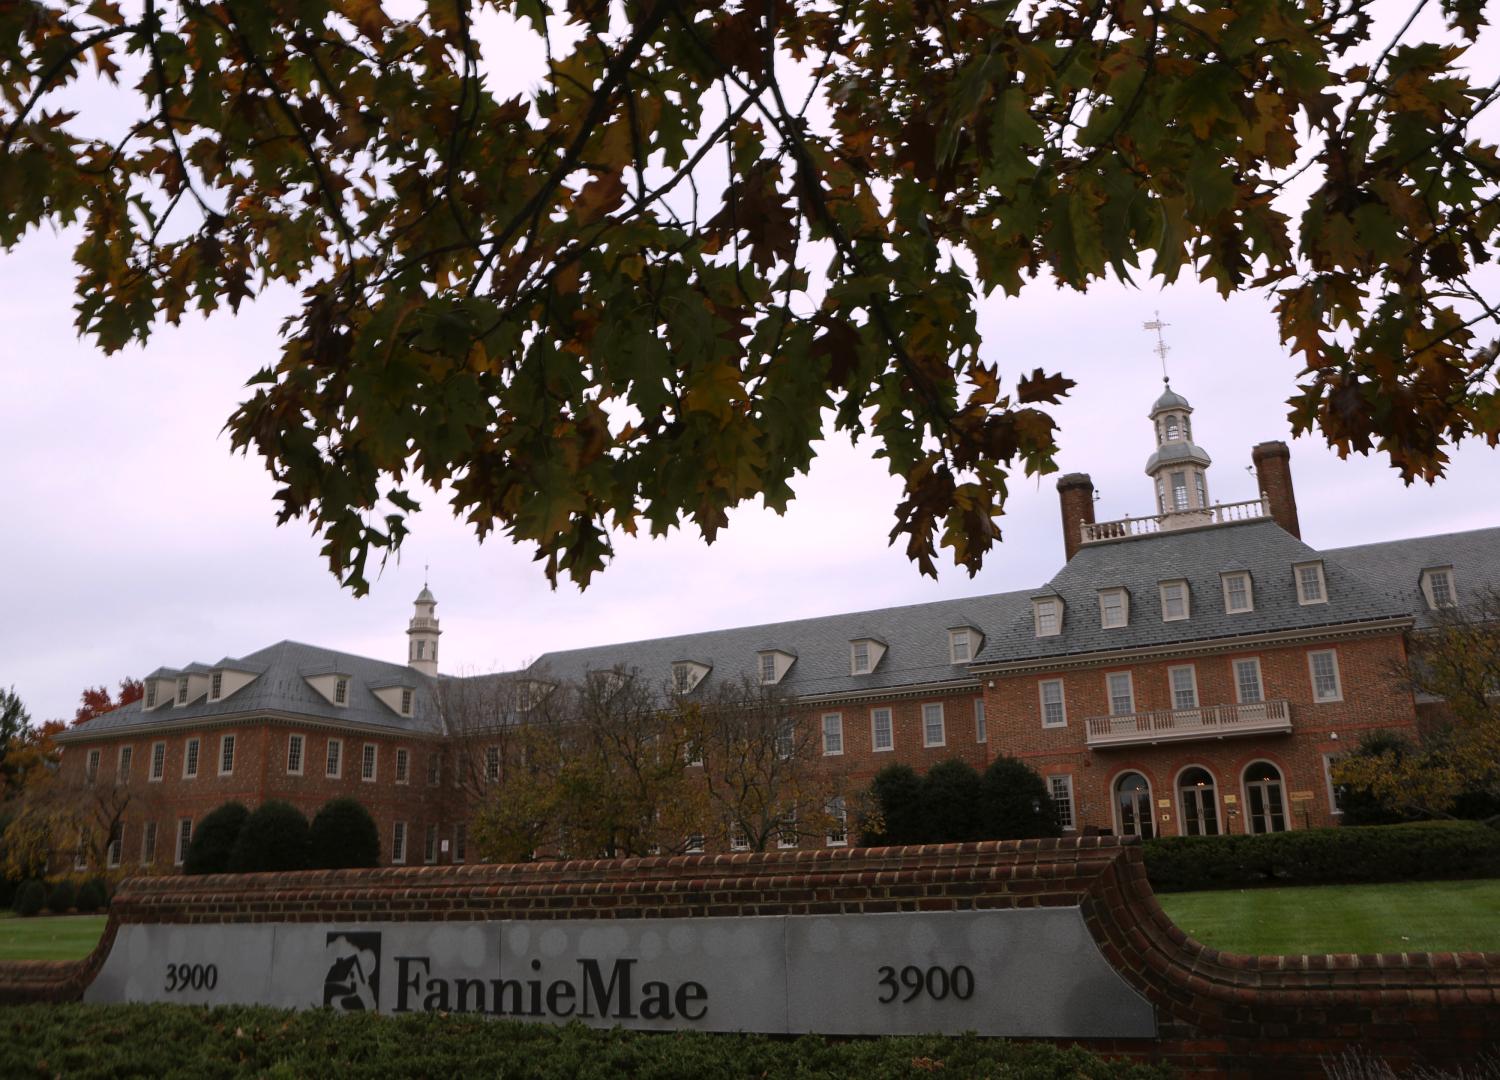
[{"xmin": 1143, "ymin": 311, "xmax": 1171, "ymax": 384}]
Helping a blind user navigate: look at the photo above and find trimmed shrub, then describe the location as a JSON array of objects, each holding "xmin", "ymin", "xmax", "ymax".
[
  {"xmin": 919, "ymin": 759, "xmax": 984, "ymax": 843},
  {"xmin": 307, "ymin": 798, "xmax": 380, "ymax": 869},
  {"xmin": 865, "ymin": 764, "xmax": 925, "ymax": 845},
  {"xmin": 1144, "ymin": 820, "xmax": 1500, "ymax": 893},
  {"xmin": 76, "ymin": 878, "xmax": 107, "ymax": 914},
  {"xmin": 12, "ymin": 879, "xmax": 44, "ymax": 917},
  {"xmin": 979, "ymin": 756, "xmax": 1063, "ymax": 840},
  {"xmin": 45, "ymin": 878, "xmax": 76, "ymax": 914},
  {"xmin": 228, "ymin": 800, "xmax": 310, "ymax": 873},
  {"xmin": 185, "ymin": 801, "xmax": 251, "ymax": 876}
]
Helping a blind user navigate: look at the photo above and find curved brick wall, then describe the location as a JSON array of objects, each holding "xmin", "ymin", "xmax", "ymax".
[{"xmin": 2, "ymin": 837, "xmax": 1496, "ymax": 1076}]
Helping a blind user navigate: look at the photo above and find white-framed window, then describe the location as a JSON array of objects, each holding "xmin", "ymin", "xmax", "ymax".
[
  {"xmin": 1099, "ymin": 588, "xmax": 1129, "ymax": 629},
  {"xmin": 395, "ymin": 748, "xmax": 409, "ymax": 784},
  {"xmin": 673, "ymin": 663, "xmax": 693, "ymax": 692},
  {"xmin": 361, "ymin": 743, "xmax": 378, "ymax": 781},
  {"xmin": 424, "ymin": 824, "xmax": 438, "ymax": 864},
  {"xmin": 1233, "ymin": 658, "xmax": 1264, "ymax": 704},
  {"xmin": 326, "ymin": 738, "xmax": 343, "ymax": 778},
  {"xmin": 1159, "ymin": 580, "xmax": 1189, "ymax": 621},
  {"xmin": 485, "ymin": 745, "xmax": 501, "ymax": 783},
  {"xmin": 821, "ymin": 713, "xmax": 844, "ymax": 755},
  {"xmin": 1222, "ymin": 572, "xmax": 1253, "ymax": 613},
  {"xmin": 175, "ymin": 818, "xmax": 193, "ymax": 867},
  {"xmin": 825, "ymin": 797, "xmax": 848, "ymax": 847},
  {"xmin": 1033, "ymin": 598, "xmax": 1062, "ymax": 638},
  {"xmin": 415, "ymin": 640, "xmax": 427, "ymax": 660},
  {"xmin": 287, "ymin": 734, "xmax": 305, "ymax": 776},
  {"xmin": 949, "ymin": 629, "xmax": 972, "ymax": 664},
  {"xmin": 1195, "ymin": 472, "xmax": 1207, "ymax": 507},
  {"xmin": 142, "ymin": 821, "xmax": 157, "ymax": 866},
  {"xmin": 117, "ymin": 745, "xmax": 132, "ymax": 782},
  {"xmin": 454, "ymin": 823, "xmax": 467, "ymax": 863},
  {"xmin": 74, "ymin": 830, "xmax": 89, "ymax": 871},
  {"xmin": 107, "ymin": 826, "xmax": 122, "ymax": 869},
  {"xmin": 218, "ymin": 734, "xmax": 236, "ymax": 776},
  {"xmin": 1049, "ymin": 775, "xmax": 1076, "ymax": 831},
  {"xmin": 870, "ymin": 707, "xmax": 894, "ymax": 752},
  {"xmin": 775, "ymin": 719, "xmax": 794, "ymax": 760},
  {"xmin": 922, "ymin": 702, "xmax": 946, "ymax": 747},
  {"xmin": 759, "ymin": 653, "xmax": 777, "ymax": 684},
  {"xmin": 392, "ymin": 821, "xmax": 407, "ymax": 864},
  {"xmin": 145, "ymin": 683, "xmax": 157, "ymax": 709},
  {"xmin": 1164, "ymin": 415, "xmax": 1180, "ymax": 440},
  {"xmin": 1168, "ymin": 664, "xmax": 1199, "ymax": 710},
  {"xmin": 210, "ymin": 672, "xmax": 223, "ymax": 700},
  {"xmin": 1106, "ymin": 671, "xmax": 1135, "ymax": 716},
  {"xmin": 851, "ymin": 641, "xmax": 871, "ymax": 674},
  {"xmin": 1323, "ymin": 754, "xmax": 1346, "ymax": 816},
  {"xmin": 1421, "ymin": 567, "xmax": 1457, "ymax": 609},
  {"xmin": 1295, "ymin": 561, "xmax": 1327, "ymax": 605},
  {"xmin": 86, "ymin": 748, "xmax": 100, "ymax": 783},
  {"xmin": 149, "ymin": 741, "xmax": 166, "ymax": 782},
  {"xmin": 335, "ymin": 676, "xmax": 350, "ymax": 705},
  {"xmin": 1171, "ymin": 470, "xmax": 1189, "ymax": 511},
  {"xmin": 1155, "ymin": 476, "xmax": 1167, "ymax": 513},
  {"xmin": 730, "ymin": 827, "xmax": 750, "ymax": 852},
  {"xmin": 1039, "ymin": 679, "xmax": 1067, "ymax": 728},
  {"xmin": 183, "ymin": 737, "xmax": 200, "ymax": 779},
  {"xmin": 975, "ymin": 699, "xmax": 987, "ymax": 743},
  {"xmin": 176, "ymin": 676, "xmax": 189, "ymax": 705},
  {"xmin": 1308, "ymin": 649, "xmax": 1343, "ymax": 702},
  {"xmin": 427, "ymin": 751, "xmax": 441, "ymax": 786},
  {"xmin": 400, "ymin": 688, "xmax": 413, "ymax": 715},
  {"xmin": 685, "ymin": 833, "xmax": 705, "ymax": 854},
  {"xmin": 777, "ymin": 811, "xmax": 797, "ymax": 849}
]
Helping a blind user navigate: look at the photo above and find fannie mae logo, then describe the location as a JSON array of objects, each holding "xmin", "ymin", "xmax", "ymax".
[{"xmin": 324, "ymin": 931, "xmax": 381, "ymax": 1011}]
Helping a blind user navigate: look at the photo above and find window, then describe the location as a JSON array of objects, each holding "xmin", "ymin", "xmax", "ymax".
[
  {"xmin": 1295, "ymin": 561, "xmax": 1327, "ymax": 605},
  {"xmin": 1155, "ymin": 476, "xmax": 1167, "ymax": 514},
  {"xmin": 1049, "ymin": 775, "xmax": 1075, "ymax": 831},
  {"xmin": 454, "ymin": 823, "xmax": 467, "ymax": 863},
  {"xmin": 922, "ymin": 702, "xmax": 946, "ymax": 747},
  {"xmin": 1177, "ymin": 767, "xmax": 1220, "ymax": 836},
  {"xmin": 400, "ymin": 688, "xmax": 413, "ymax": 715},
  {"xmin": 673, "ymin": 663, "xmax": 693, "ymax": 692},
  {"xmin": 1195, "ymin": 472, "xmax": 1207, "ymax": 507},
  {"xmin": 107, "ymin": 825, "xmax": 122, "ymax": 869},
  {"xmin": 424, "ymin": 824, "xmax": 438, "ymax": 864},
  {"xmin": 1234, "ymin": 658, "xmax": 1264, "ymax": 704},
  {"xmin": 1099, "ymin": 589, "xmax": 1128, "ymax": 629},
  {"xmin": 776, "ymin": 811, "xmax": 797, "ymax": 849},
  {"xmin": 117, "ymin": 745, "xmax": 132, "ymax": 782},
  {"xmin": 149, "ymin": 742, "xmax": 165, "ymax": 781},
  {"xmin": 1244, "ymin": 761, "xmax": 1288, "ymax": 834},
  {"xmin": 183, "ymin": 738, "xmax": 200, "ymax": 779},
  {"xmin": 851, "ymin": 642, "xmax": 870, "ymax": 674},
  {"xmin": 949, "ymin": 629, "xmax": 971, "ymax": 664},
  {"xmin": 686, "ymin": 834, "xmax": 706, "ymax": 854},
  {"xmin": 1107, "ymin": 672, "xmax": 1135, "ymax": 716},
  {"xmin": 775, "ymin": 720, "xmax": 794, "ymax": 759},
  {"xmin": 86, "ymin": 748, "xmax": 100, "ymax": 782},
  {"xmin": 219, "ymin": 734, "xmax": 235, "ymax": 776},
  {"xmin": 730, "ymin": 827, "xmax": 750, "ymax": 852},
  {"xmin": 177, "ymin": 676, "xmax": 189, "ymax": 704},
  {"xmin": 1039, "ymin": 679, "xmax": 1067, "ymax": 728},
  {"xmin": 211, "ymin": 672, "xmax": 223, "ymax": 699},
  {"xmin": 395, "ymin": 748, "xmax": 409, "ymax": 784},
  {"xmin": 1165, "ymin": 415, "xmax": 1180, "ymax": 440},
  {"xmin": 1222, "ymin": 572, "xmax": 1253, "ymax": 613},
  {"xmin": 392, "ymin": 821, "xmax": 407, "ymax": 864},
  {"xmin": 175, "ymin": 818, "xmax": 192, "ymax": 866},
  {"xmin": 975, "ymin": 699, "xmax": 987, "ymax": 743},
  {"xmin": 1308, "ymin": 649, "xmax": 1342, "ymax": 702},
  {"xmin": 287, "ymin": 734, "xmax": 305, "ymax": 776},
  {"xmin": 74, "ymin": 831, "xmax": 89, "ymax": 871},
  {"xmin": 1159, "ymin": 580, "xmax": 1189, "ymax": 621},
  {"xmin": 416, "ymin": 640, "xmax": 427, "ymax": 660},
  {"xmin": 326, "ymin": 738, "xmax": 343, "ymax": 778},
  {"xmin": 485, "ymin": 745, "xmax": 500, "ymax": 783},
  {"xmin": 1168, "ymin": 665, "xmax": 1199, "ymax": 710},
  {"xmin": 427, "ymin": 751, "xmax": 441, "ymax": 786},
  {"xmin": 820, "ymin": 713, "xmax": 844, "ymax": 755},
  {"xmin": 1171, "ymin": 471, "xmax": 1188, "ymax": 510},
  {"xmin": 870, "ymin": 707, "xmax": 893, "ymax": 752},
  {"xmin": 335, "ymin": 677, "xmax": 349, "ymax": 705},
  {"xmin": 1033, "ymin": 598, "xmax": 1061, "ymax": 637},
  {"xmin": 1323, "ymin": 754, "xmax": 1346, "ymax": 816},
  {"xmin": 145, "ymin": 683, "xmax": 157, "ymax": 709},
  {"xmin": 142, "ymin": 821, "xmax": 157, "ymax": 866},
  {"xmin": 1115, "ymin": 773, "xmax": 1154, "ymax": 839},
  {"xmin": 361, "ymin": 744, "xmax": 377, "ymax": 781},
  {"xmin": 759, "ymin": 653, "xmax": 777, "ymax": 684},
  {"xmin": 1422, "ymin": 567, "xmax": 1457, "ymax": 609},
  {"xmin": 826, "ymin": 797, "xmax": 848, "ymax": 846}
]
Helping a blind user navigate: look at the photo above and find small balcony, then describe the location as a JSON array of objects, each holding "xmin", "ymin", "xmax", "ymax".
[
  {"xmin": 1085, "ymin": 699, "xmax": 1292, "ymax": 748},
  {"xmin": 1080, "ymin": 497, "xmax": 1269, "ymax": 545}
]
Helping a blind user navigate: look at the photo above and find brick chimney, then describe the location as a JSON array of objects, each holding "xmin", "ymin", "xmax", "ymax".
[
  {"xmin": 1252, "ymin": 441, "xmax": 1300, "ymax": 539},
  {"xmin": 1057, "ymin": 473, "xmax": 1096, "ymax": 561}
]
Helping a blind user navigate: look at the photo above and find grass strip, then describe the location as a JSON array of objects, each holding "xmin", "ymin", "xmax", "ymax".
[{"xmin": 0, "ymin": 915, "xmax": 110, "ymax": 962}]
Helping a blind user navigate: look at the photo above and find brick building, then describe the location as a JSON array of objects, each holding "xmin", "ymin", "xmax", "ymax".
[{"xmin": 55, "ymin": 383, "xmax": 1499, "ymax": 868}]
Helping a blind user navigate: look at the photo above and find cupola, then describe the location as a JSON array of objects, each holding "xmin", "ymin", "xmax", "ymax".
[
  {"xmin": 407, "ymin": 583, "xmax": 441, "ymax": 676},
  {"xmin": 1144, "ymin": 380, "xmax": 1213, "ymax": 525}
]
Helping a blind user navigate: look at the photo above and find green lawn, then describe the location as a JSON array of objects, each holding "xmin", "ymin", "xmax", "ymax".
[
  {"xmin": 0, "ymin": 912, "xmax": 110, "ymax": 962},
  {"xmin": 1156, "ymin": 878, "xmax": 1500, "ymax": 955}
]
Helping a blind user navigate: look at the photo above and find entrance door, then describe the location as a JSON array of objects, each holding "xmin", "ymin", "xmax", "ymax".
[
  {"xmin": 1177, "ymin": 768, "xmax": 1220, "ymax": 836},
  {"xmin": 1245, "ymin": 762, "xmax": 1287, "ymax": 833},
  {"xmin": 1115, "ymin": 772, "xmax": 1154, "ymax": 839}
]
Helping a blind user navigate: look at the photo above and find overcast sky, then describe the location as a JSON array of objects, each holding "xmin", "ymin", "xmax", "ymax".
[{"xmin": 2, "ymin": 6, "xmax": 1498, "ymax": 723}]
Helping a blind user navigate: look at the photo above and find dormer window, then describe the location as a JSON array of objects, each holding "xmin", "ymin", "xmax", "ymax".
[
  {"xmin": 145, "ymin": 683, "xmax": 157, "ymax": 709},
  {"xmin": 176, "ymin": 677, "xmax": 189, "ymax": 705},
  {"xmin": 851, "ymin": 642, "xmax": 870, "ymax": 674},
  {"xmin": 334, "ymin": 677, "xmax": 349, "ymax": 705},
  {"xmin": 673, "ymin": 663, "xmax": 692, "ymax": 692},
  {"xmin": 760, "ymin": 653, "xmax": 776, "ymax": 683},
  {"xmin": 1033, "ymin": 598, "xmax": 1062, "ymax": 638},
  {"xmin": 1222, "ymin": 572, "xmax": 1253, "ymax": 614},
  {"xmin": 1160, "ymin": 580, "xmax": 1189, "ymax": 621},
  {"xmin": 210, "ymin": 672, "xmax": 222, "ymax": 700},
  {"xmin": 1421, "ymin": 567, "xmax": 1457, "ymax": 609},
  {"xmin": 400, "ymin": 688, "xmax": 413, "ymax": 715},
  {"xmin": 1295, "ymin": 561, "xmax": 1327, "ymax": 605},
  {"xmin": 949, "ymin": 629, "xmax": 971, "ymax": 664},
  {"xmin": 1099, "ymin": 589, "xmax": 1129, "ymax": 629}
]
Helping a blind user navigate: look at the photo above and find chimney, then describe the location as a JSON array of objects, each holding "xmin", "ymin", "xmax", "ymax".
[
  {"xmin": 1252, "ymin": 441, "xmax": 1300, "ymax": 539},
  {"xmin": 1057, "ymin": 473, "xmax": 1096, "ymax": 562}
]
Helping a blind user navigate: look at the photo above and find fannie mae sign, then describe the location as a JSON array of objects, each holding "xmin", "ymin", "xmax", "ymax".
[{"xmin": 85, "ymin": 909, "xmax": 1155, "ymax": 1038}]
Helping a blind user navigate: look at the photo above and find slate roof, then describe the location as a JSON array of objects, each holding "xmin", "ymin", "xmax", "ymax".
[
  {"xmin": 1325, "ymin": 526, "xmax": 1500, "ymax": 629},
  {"xmin": 62, "ymin": 640, "xmax": 441, "ymax": 740},
  {"xmin": 977, "ymin": 519, "xmax": 1412, "ymax": 666}
]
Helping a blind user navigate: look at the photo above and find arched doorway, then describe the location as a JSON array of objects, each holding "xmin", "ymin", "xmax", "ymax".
[
  {"xmin": 1176, "ymin": 767, "xmax": 1219, "ymax": 836},
  {"xmin": 1115, "ymin": 772, "xmax": 1154, "ymax": 839},
  {"xmin": 1244, "ymin": 761, "xmax": 1287, "ymax": 834}
]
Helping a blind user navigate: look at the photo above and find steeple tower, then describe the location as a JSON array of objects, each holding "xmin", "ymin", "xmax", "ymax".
[
  {"xmin": 406, "ymin": 579, "xmax": 441, "ymax": 677},
  {"xmin": 1141, "ymin": 315, "xmax": 1213, "ymax": 525}
]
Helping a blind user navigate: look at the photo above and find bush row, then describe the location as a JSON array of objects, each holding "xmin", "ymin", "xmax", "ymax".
[
  {"xmin": 9, "ymin": 876, "xmax": 110, "ymax": 917},
  {"xmin": 865, "ymin": 757, "xmax": 1062, "ymax": 845},
  {"xmin": 185, "ymin": 797, "xmax": 380, "ymax": 875},
  {"xmin": 1143, "ymin": 820, "xmax": 1500, "ymax": 892},
  {"xmin": 0, "ymin": 1003, "xmax": 1175, "ymax": 1080}
]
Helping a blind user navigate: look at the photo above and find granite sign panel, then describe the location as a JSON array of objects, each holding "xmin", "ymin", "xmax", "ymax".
[{"xmin": 84, "ymin": 909, "xmax": 1155, "ymax": 1038}]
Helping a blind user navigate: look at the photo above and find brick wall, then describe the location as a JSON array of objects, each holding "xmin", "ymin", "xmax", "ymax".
[{"xmin": 1, "ymin": 839, "xmax": 1495, "ymax": 1076}]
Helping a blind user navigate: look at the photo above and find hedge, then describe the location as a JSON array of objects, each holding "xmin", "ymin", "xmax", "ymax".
[
  {"xmin": 308, "ymin": 798, "xmax": 380, "ymax": 869},
  {"xmin": 44, "ymin": 879, "xmax": 76, "ymax": 914},
  {"xmin": 0, "ymin": 1004, "xmax": 1174, "ymax": 1080},
  {"xmin": 228, "ymin": 800, "xmax": 310, "ymax": 873},
  {"xmin": 1144, "ymin": 820, "xmax": 1500, "ymax": 893},
  {"xmin": 11, "ymin": 880, "xmax": 44, "ymax": 917},
  {"xmin": 185, "ymin": 801, "xmax": 250, "ymax": 875},
  {"xmin": 75, "ymin": 879, "xmax": 107, "ymax": 914}
]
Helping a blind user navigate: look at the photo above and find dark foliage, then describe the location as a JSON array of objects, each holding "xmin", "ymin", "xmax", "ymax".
[
  {"xmin": 228, "ymin": 801, "xmax": 310, "ymax": 874},
  {"xmin": 185, "ymin": 802, "xmax": 251, "ymax": 876},
  {"xmin": 979, "ymin": 756, "xmax": 1063, "ymax": 840},
  {"xmin": 919, "ymin": 760, "xmax": 984, "ymax": 843},
  {"xmin": 1335, "ymin": 732, "xmax": 1426, "ymax": 826},
  {"xmin": 45, "ymin": 878, "xmax": 76, "ymax": 914},
  {"xmin": 865, "ymin": 764, "xmax": 926, "ymax": 845},
  {"xmin": 11, "ymin": 879, "xmax": 44, "ymax": 917},
  {"xmin": 307, "ymin": 798, "xmax": 381, "ymax": 870},
  {"xmin": 76, "ymin": 878, "xmax": 108, "ymax": 914},
  {"xmin": 869, "ymin": 757, "xmax": 1060, "ymax": 844}
]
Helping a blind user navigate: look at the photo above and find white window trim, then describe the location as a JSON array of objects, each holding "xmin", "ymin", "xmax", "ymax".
[
  {"xmin": 392, "ymin": 821, "xmax": 407, "ymax": 865},
  {"xmin": 400, "ymin": 688, "xmax": 414, "ymax": 716},
  {"xmin": 1221, "ymin": 571, "xmax": 1254, "ymax": 614},
  {"xmin": 149, "ymin": 741, "xmax": 166, "ymax": 782},
  {"xmin": 1233, "ymin": 657, "xmax": 1265, "ymax": 704},
  {"xmin": 141, "ymin": 821, "xmax": 157, "ymax": 866},
  {"xmin": 182, "ymin": 737, "xmax": 200, "ymax": 780},
  {"xmin": 921, "ymin": 702, "xmax": 946, "ymax": 748},
  {"xmin": 1106, "ymin": 671, "xmax": 1136, "ymax": 717},
  {"xmin": 1049, "ymin": 775, "xmax": 1076, "ymax": 831},
  {"xmin": 116, "ymin": 745, "xmax": 132, "ymax": 783},
  {"xmin": 1032, "ymin": 598, "xmax": 1062, "ymax": 638},
  {"xmin": 174, "ymin": 818, "xmax": 192, "ymax": 867},
  {"xmin": 107, "ymin": 827, "xmax": 123, "ymax": 869},
  {"xmin": 334, "ymin": 676, "xmax": 350, "ymax": 707},
  {"xmin": 85, "ymin": 748, "xmax": 100, "ymax": 783},
  {"xmin": 218, "ymin": 734, "xmax": 235, "ymax": 777},
  {"xmin": 1308, "ymin": 649, "xmax": 1344, "ymax": 703},
  {"xmin": 1421, "ymin": 566, "xmax": 1457, "ymax": 610},
  {"xmin": 1323, "ymin": 753, "xmax": 1345, "ymax": 816},
  {"xmin": 850, "ymin": 642, "xmax": 871, "ymax": 675},
  {"xmin": 974, "ymin": 698, "xmax": 987, "ymax": 744},
  {"xmin": 1167, "ymin": 664, "xmax": 1199, "ymax": 710},
  {"xmin": 1039, "ymin": 679, "xmax": 1067, "ymax": 729},
  {"xmin": 1098, "ymin": 588, "xmax": 1129, "ymax": 629},
  {"xmin": 825, "ymin": 798, "xmax": 848, "ymax": 847},
  {"xmin": 326, "ymin": 737, "xmax": 343, "ymax": 779},
  {"xmin": 395, "ymin": 747, "xmax": 410, "ymax": 785},
  {"xmin": 1295, "ymin": 561, "xmax": 1328, "ymax": 606},
  {"xmin": 948, "ymin": 628, "xmax": 973, "ymax": 665},
  {"xmin": 287, "ymin": 733, "xmax": 305, "ymax": 777},
  {"xmin": 870, "ymin": 707, "xmax": 894, "ymax": 752},
  {"xmin": 361, "ymin": 743, "xmax": 378, "ymax": 782},
  {"xmin": 1159, "ymin": 579, "xmax": 1190, "ymax": 622},
  {"xmin": 821, "ymin": 713, "xmax": 844, "ymax": 756}
]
